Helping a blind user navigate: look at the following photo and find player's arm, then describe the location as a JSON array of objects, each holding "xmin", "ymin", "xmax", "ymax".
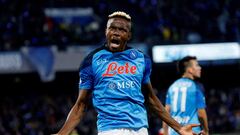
[
  {"xmin": 142, "ymin": 82, "xmax": 199, "ymax": 135},
  {"xmin": 196, "ymin": 83, "xmax": 209, "ymax": 135},
  {"xmin": 162, "ymin": 105, "xmax": 171, "ymax": 135},
  {"xmin": 142, "ymin": 83, "xmax": 182, "ymax": 133},
  {"xmin": 56, "ymin": 89, "xmax": 91, "ymax": 135},
  {"xmin": 198, "ymin": 109, "xmax": 209, "ymax": 135}
]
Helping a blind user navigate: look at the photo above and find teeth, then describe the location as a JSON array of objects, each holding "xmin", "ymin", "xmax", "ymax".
[
  {"xmin": 112, "ymin": 42, "xmax": 119, "ymax": 45},
  {"xmin": 110, "ymin": 43, "xmax": 120, "ymax": 47}
]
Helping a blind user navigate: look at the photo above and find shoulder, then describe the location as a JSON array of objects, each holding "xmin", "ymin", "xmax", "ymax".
[
  {"xmin": 125, "ymin": 46, "xmax": 151, "ymax": 61},
  {"xmin": 194, "ymin": 81, "xmax": 205, "ymax": 93},
  {"xmin": 126, "ymin": 46, "xmax": 146, "ymax": 55},
  {"xmin": 86, "ymin": 45, "xmax": 106, "ymax": 59},
  {"xmin": 171, "ymin": 78, "xmax": 194, "ymax": 88},
  {"xmin": 80, "ymin": 45, "xmax": 105, "ymax": 70},
  {"xmin": 169, "ymin": 79, "xmax": 181, "ymax": 88},
  {"xmin": 132, "ymin": 47, "xmax": 151, "ymax": 62}
]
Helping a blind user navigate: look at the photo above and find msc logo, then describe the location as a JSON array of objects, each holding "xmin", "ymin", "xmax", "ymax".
[
  {"xmin": 102, "ymin": 62, "xmax": 137, "ymax": 77},
  {"xmin": 107, "ymin": 81, "xmax": 135, "ymax": 90},
  {"xmin": 117, "ymin": 81, "xmax": 135, "ymax": 89}
]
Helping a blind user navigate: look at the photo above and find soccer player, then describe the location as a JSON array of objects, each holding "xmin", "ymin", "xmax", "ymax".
[
  {"xmin": 55, "ymin": 11, "xmax": 201, "ymax": 135},
  {"xmin": 163, "ymin": 56, "xmax": 209, "ymax": 135}
]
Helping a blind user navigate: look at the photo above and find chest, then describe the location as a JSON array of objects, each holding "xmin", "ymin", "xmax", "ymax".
[{"xmin": 92, "ymin": 52, "xmax": 145, "ymax": 78}]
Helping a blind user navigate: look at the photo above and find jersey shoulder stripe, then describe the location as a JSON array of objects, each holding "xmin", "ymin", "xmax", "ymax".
[{"xmin": 79, "ymin": 45, "xmax": 105, "ymax": 71}]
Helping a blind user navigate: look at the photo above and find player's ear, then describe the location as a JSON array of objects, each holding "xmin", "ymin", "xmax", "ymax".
[
  {"xmin": 185, "ymin": 67, "xmax": 191, "ymax": 73},
  {"xmin": 188, "ymin": 67, "xmax": 194, "ymax": 74}
]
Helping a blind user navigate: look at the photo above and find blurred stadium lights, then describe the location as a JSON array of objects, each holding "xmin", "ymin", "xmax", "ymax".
[
  {"xmin": 152, "ymin": 42, "xmax": 240, "ymax": 63},
  {"xmin": 0, "ymin": 43, "xmax": 147, "ymax": 74},
  {"xmin": 44, "ymin": 7, "xmax": 94, "ymax": 25}
]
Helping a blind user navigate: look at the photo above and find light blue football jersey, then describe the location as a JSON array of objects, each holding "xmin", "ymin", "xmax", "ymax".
[
  {"xmin": 79, "ymin": 45, "xmax": 152, "ymax": 131},
  {"xmin": 166, "ymin": 78, "xmax": 206, "ymax": 135}
]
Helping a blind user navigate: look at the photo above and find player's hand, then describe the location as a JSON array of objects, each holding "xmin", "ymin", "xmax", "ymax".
[
  {"xmin": 198, "ymin": 130, "xmax": 209, "ymax": 135},
  {"xmin": 178, "ymin": 124, "xmax": 201, "ymax": 135}
]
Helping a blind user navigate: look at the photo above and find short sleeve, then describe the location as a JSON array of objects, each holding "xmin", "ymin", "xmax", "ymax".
[
  {"xmin": 142, "ymin": 55, "xmax": 152, "ymax": 84},
  {"xmin": 196, "ymin": 85, "xmax": 206, "ymax": 109},
  {"xmin": 79, "ymin": 54, "xmax": 94, "ymax": 90}
]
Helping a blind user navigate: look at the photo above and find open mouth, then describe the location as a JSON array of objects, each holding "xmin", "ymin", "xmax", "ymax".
[{"xmin": 110, "ymin": 39, "xmax": 121, "ymax": 48}]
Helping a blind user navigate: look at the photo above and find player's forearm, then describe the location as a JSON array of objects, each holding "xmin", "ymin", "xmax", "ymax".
[
  {"xmin": 162, "ymin": 105, "xmax": 170, "ymax": 135},
  {"xmin": 198, "ymin": 109, "xmax": 209, "ymax": 134},
  {"xmin": 199, "ymin": 118, "xmax": 209, "ymax": 135},
  {"xmin": 143, "ymin": 83, "xmax": 182, "ymax": 133},
  {"xmin": 148, "ymin": 95, "xmax": 182, "ymax": 133},
  {"xmin": 162, "ymin": 122, "xmax": 169, "ymax": 135},
  {"xmin": 157, "ymin": 105, "xmax": 182, "ymax": 133},
  {"xmin": 58, "ymin": 103, "xmax": 85, "ymax": 135},
  {"xmin": 199, "ymin": 116, "xmax": 209, "ymax": 134}
]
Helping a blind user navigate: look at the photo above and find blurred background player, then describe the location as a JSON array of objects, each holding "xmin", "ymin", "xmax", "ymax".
[{"xmin": 162, "ymin": 56, "xmax": 209, "ymax": 135}]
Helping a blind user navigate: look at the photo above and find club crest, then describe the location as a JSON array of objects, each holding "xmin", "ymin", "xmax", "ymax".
[{"xmin": 129, "ymin": 50, "xmax": 138, "ymax": 60}]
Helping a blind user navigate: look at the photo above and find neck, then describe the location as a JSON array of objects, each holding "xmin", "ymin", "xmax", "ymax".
[{"xmin": 182, "ymin": 73, "xmax": 194, "ymax": 80}]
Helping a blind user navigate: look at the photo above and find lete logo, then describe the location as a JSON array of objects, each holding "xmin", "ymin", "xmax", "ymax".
[{"xmin": 102, "ymin": 62, "xmax": 137, "ymax": 77}]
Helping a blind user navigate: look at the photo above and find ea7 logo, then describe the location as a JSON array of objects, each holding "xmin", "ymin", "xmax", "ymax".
[{"xmin": 97, "ymin": 58, "xmax": 108, "ymax": 65}]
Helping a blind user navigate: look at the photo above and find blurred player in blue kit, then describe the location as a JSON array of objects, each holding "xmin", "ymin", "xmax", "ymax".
[
  {"xmin": 163, "ymin": 56, "xmax": 209, "ymax": 135},
  {"xmin": 55, "ymin": 11, "xmax": 202, "ymax": 135}
]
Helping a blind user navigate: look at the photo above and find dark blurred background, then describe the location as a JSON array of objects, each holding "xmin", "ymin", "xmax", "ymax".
[{"xmin": 0, "ymin": 0, "xmax": 240, "ymax": 135}]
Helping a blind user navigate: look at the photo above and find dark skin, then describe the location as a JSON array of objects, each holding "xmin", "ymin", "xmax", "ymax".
[
  {"xmin": 55, "ymin": 17, "xmax": 201, "ymax": 135},
  {"xmin": 105, "ymin": 17, "xmax": 131, "ymax": 52}
]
